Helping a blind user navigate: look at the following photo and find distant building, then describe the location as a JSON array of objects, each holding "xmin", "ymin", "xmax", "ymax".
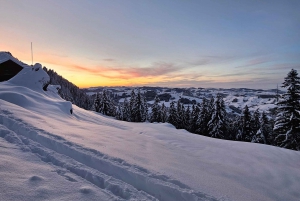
[{"xmin": 0, "ymin": 59, "xmax": 24, "ymax": 82}]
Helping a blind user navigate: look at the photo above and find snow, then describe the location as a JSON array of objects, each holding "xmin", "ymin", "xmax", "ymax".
[{"xmin": 1, "ymin": 58, "xmax": 300, "ymax": 201}]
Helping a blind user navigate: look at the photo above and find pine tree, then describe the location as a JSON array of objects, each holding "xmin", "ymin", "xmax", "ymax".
[
  {"xmin": 207, "ymin": 95, "xmax": 227, "ymax": 139},
  {"xmin": 133, "ymin": 89, "xmax": 144, "ymax": 122},
  {"xmin": 161, "ymin": 103, "xmax": 168, "ymax": 123},
  {"xmin": 176, "ymin": 100, "xmax": 184, "ymax": 129},
  {"xmin": 196, "ymin": 98, "xmax": 210, "ymax": 135},
  {"xmin": 150, "ymin": 96, "xmax": 161, "ymax": 123},
  {"xmin": 115, "ymin": 104, "xmax": 123, "ymax": 120},
  {"xmin": 122, "ymin": 98, "xmax": 130, "ymax": 121},
  {"xmin": 183, "ymin": 105, "xmax": 190, "ymax": 130},
  {"xmin": 108, "ymin": 96, "xmax": 116, "ymax": 117},
  {"xmin": 93, "ymin": 92, "xmax": 101, "ymax": 112},
  {"xmin": 274, "ymin": 69, "xmax": 300, "ymax": 150},
  {"xmin": 208, "ymin": 97, "xmax": 215, "ymax": 116},
  {"xmin": 129, "ymin": 89, "xmax": 136, "ymax": 122},
  {"xmin": 250, "ymin": 109, "xmax": 260, "ymax": 140},
  {"xmin": 189, "ymin": 104, "xmax": 200, "ymax": 133},
  {"xmin": 227, "ymin": 115, "xmax": 241, "ymax": 140},
  {"xmin": 237, "ymin": 105, "xmax": 252, "ymax": 141},
  {"xmin": 168, "ymin": 101, "xmax": 178, "ymax": 127},
  {"xmin": 142, "ymin": 95, "xmax": 148, "ymax": 122},
  {"xmin": 253, "ymin": 111, "xmax": 271, "ymax": 144}
]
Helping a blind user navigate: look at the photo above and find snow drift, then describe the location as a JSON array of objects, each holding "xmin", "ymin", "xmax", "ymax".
[{"xmin": 0, "ymin": 52, "xmax": 300, "ymax": 201}]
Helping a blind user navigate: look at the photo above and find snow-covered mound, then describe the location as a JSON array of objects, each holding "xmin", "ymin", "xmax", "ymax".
[
  {"xmin": 0, "ymin": 52, "xmax": 72, "ymax": 115},
  {"xmin": 0, "ymin": 59, "xmax": 300, "ymax": 201}
]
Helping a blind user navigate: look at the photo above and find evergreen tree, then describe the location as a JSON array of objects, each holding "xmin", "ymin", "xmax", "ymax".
[
  {"xmin": 115, "ymin": 104, "xmax": 123, "ymax": 120},
  {"xmin": 208, "ymin": 97, "xmax": 215, "ymax": 116},
  {"xmin": 108, "ymin": 96, "xmax": 116, "ymax": 117},
  {"xmin": 227, "ymin": 115, "xmax": 241, "ymax": 140},
  {"xmin": 253, "ymin": 111, "xmax": 271, "ymax": 144},
  {"xmin": 207, "ymin": 95, "xmax": 227, "ymax": 139},
  {"xmin": 237, "ymin": 105, "xmax": 252, "ymax": 141},
  {"xmin": 133, "ymin": 89, "xmax": 144, "ymax": 122},
  {"xmin": 93, "ymin": 92, "xmax": 101, "ymax": 112},
  {"xmin": 189, "ymin": 104, "xmax": 200, "ymax": 133},
  {"xmin": 196, "ymin": 98, "xmax": 210, "ymax": 135},
  {"xmin": 122, "ymin": 98, "xmax": 130, "ymax": 121},
  {"xmin": 129, "ymin": 89, "xmax": 136, "ymax": 122},
  {"xmin": 99, "ymin": 90, "xmax": 111, "ymax": 116},
  {"xmin": 250, "ymin": 109, "xmax": 260, "ymax": 140},
  {"xmin": 142, "ymin": 96, "xmax": 148, "ymax": 122},
  {"xmin": 176, "ymin": 100, "xmax": 184, "ymax": 129},
  {"xmin": 150, "ymin": 96, "xmax": 161, "ymax": 123},
  {"xmin": 183, "ymin": 105, "xmax": 191, "ymax": 130},
  {"xmin": 161, "ymin": 103, "xmax": 168, "ymax": 123},
  {"xmin": 168, "ymin": 101, "xmax": 178, "ymax": 127},
  {"xmin": 274, "ymin": 69, "xmax": 300, "ymax": 150}
]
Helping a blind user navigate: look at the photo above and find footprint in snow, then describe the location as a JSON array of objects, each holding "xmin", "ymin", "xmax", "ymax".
[
  {"xmin": 29, "ymin": 175, "xmax": 43, "ymax": 182},
  {"xmin": 80, "ymin": 186, "xmax": 93, "ymax": 194}
]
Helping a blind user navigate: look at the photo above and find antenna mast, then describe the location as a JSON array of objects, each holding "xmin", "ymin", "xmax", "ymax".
[{"xmin": 31, "ymin": 42, "xmax": 33, "ymax": 66}]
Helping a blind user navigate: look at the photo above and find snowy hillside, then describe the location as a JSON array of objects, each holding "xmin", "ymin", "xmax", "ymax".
[{"xmin": 1, "ymin": 54, "xmax": 300, "ymax": 201}]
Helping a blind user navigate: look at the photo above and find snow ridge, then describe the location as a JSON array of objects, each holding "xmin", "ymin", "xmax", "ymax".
[{"xmin": 0, "ymin": 109, "xmax": 220, "ymax": 201}]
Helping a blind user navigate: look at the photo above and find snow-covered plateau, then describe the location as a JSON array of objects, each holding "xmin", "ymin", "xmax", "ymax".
[{"xmin": 0, "ymin": 53, "xmax": 300, "ymax": 201}]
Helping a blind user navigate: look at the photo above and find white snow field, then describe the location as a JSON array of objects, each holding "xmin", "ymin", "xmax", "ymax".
[{"xmin": 1, "ymin": 54, "xmax": 300, "ymax": 201}]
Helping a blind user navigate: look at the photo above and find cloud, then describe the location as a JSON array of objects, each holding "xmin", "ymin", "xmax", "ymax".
[
  {"xmin": 235, "ymin": 57, "xmax": 271, "ymax": 68},
  {"xmin": 264, "ymin": 63, "xmax": 300, "ymax": 71},
  {"xmin": 69, "ymin": 62, "xmax": 182, "ymax": 80},
  {"xmin": 102, "ymin": 58, "xmax": 116, "ymax": 62},
  {"xmin": 185, "ymin": 55, "xmax": 236, "ymax": 68}
]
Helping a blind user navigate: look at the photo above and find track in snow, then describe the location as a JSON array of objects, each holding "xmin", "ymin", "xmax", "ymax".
[{"xmin": 0, "ymin": 109, "xmax": 221, "ymax": 201}]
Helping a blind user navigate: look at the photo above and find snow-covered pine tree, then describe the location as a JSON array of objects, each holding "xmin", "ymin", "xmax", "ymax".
[
  {"xmin": 274, "ymin": 69, "xmax": 300, "ymax": 150},
  {"xmin": 196, "ymin": 98, "xmax": 210, "ymax": 135},
  {"xmin": 183, "ymin": 105, "xmax": 191, "ymax": 130},
  {"xmin": 189, "ymin": 104, "xmax": 199, "ymax": 133},
  {"xmin": 142, "ymin": 95, "xmax": 148, "ymax": 122},
  {"xmin": 93, "ymin": 92, "xmax": 101, "ymax": 112},
  {"xmin": 207, "ymin": 94, "xmax": 227, "ymax": 139},
  {"xmin": 150, "ymin": 96, "xmax": 161, "ymax": 123},
  {"xmin": 132, "ymin": 89, "xmax": 144, "ymax": 122},
  {"xmin": 237, "ymin": 105, "xmax": 252, "ymax": 141},
  {"xmin": 176, "ymin": 100, "xmax": 184, "ymax": 129},
  {"xmin": 115, "ymin": 103, "xmax": 123, "ymax": 120},
  {"xmin": 227, "ymin": 115, "xmax": 241, "ymax": 140},
  {"xmin": 252, "ymin": 111, "xmax": 271, "ymax": 144},
  {"xmin": 122, "ymin": 98, "xmax": 130, "ymax": 121},
  {"xmin": 250, "ymin": 109, "xmax": 260, "ymax": 141},
  {"xmin": 168, "ymin": 101, "xmax": 178, "ymax": 127},
  {"xmin": 99, "ymin": 89, "xmax": 111, "ymax": 115},
  {"xmin": 129, "ymin": 89, "xmax": 136, "ymax": 122},
  {"xmin": 267, "ymin": 118, "xmax": 276, "ymax": 145},
  {"xmin": 108, "ymin": 95, "xmax": 116, "ymax": 117},
  {"xmin": 208, "ymin": 96, "xmax": 215, "ymax": 116},
  {"xmin": 161, "ymin": 103, "xmax": 168, "ymax": 123}
]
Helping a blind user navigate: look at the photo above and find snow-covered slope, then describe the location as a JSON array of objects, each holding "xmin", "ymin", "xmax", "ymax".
[{"xmin": 0, "ymin": 57, "xmax": 300, "ymax": 201}]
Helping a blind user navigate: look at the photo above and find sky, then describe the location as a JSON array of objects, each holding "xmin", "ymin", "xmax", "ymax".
[{"xmin": 1, "ymin": 0, "xmax": 300, "ymax": 89}]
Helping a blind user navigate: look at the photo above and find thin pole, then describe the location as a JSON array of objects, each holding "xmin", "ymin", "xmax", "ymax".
[{"xmin": 31, "ymin": 42, "xmax": 33, "ymax": 65}]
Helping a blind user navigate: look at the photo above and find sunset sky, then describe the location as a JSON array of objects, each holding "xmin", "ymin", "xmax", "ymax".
[{"xmin": 1, "ymin": 0, "xmax": 300, "ymax": 89}]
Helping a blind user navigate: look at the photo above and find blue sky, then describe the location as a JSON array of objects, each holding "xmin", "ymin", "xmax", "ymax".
[{"xmin": 1, "ymin": 0, "xmax": 299, "ymax": 88}]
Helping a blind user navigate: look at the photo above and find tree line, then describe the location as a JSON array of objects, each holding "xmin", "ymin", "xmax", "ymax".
[
  {"xmin": 44, "ymin": 68, "xmax": 299, "ymax": 151},
  {"xmin": 92, "ymin": 69, "xmax": 300, "ymax": 151}
]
